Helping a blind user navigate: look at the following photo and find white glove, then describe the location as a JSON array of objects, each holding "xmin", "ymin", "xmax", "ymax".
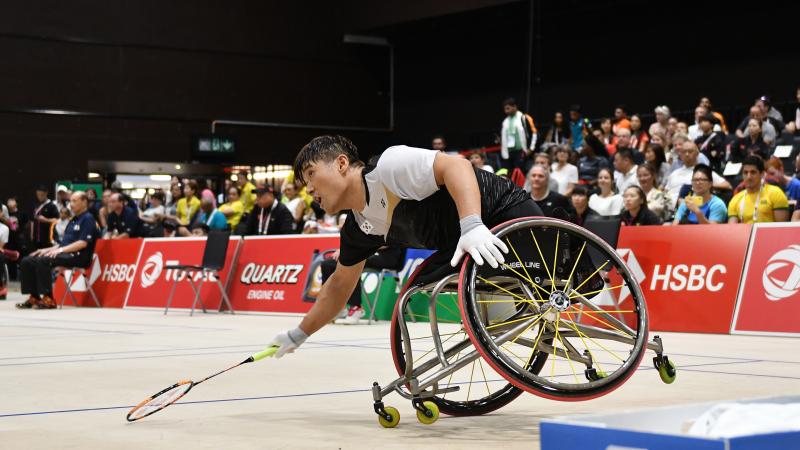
[
  {"xmin": 450, "ymin": 215, "xmax": 508, "ymax": 269},
  {"xmin": 269, "ymin": 327, "xmax": 309, "ymax": 358}
]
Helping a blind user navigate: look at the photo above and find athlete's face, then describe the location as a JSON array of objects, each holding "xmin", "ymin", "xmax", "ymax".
[
  {"xmin": 302, "ymin": 156, "xmax": 349, "ymax": 213},
  {"xmin": 742, "ymin": 165, "xmax": 762, "ymax": 191}
]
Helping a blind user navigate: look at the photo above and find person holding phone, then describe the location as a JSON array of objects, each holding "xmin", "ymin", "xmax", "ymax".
[{"xmin": 672, "ymin": 164, "xmax": 729, "ymax": 225}]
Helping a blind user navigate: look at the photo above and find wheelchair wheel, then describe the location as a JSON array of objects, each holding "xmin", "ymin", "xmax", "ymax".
[
  {"xmin": 390, "ymin": 255, "xmax": 549, "ymax": 416},
  {"xmin": 459, "ymin": 217, "xmax": 649, "ymax": 401}
]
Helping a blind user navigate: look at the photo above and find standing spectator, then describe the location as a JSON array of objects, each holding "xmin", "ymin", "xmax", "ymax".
[
  {"xmin": 283, "ymin": 180, "xmax": 306, "ymax": 232},
  {"xmin": 665, "ymin": 142, "xmax": 730, "ymax": 209},
  {"xmin": 540, "ymin": 111, "xmax": 570, "ymax": 152},
  {"xmin": 735, "ymin": 105, "xmax": 777, "ymax": 145},
  {"xmin": 468, "ymin": 152, "xmax": 494, "ymax": 173},
  {"xmin": 649, "ymin": 105, "xmax": 671, "ymax": 138},
  {"xmin": 431, "ymin": 135, "xmax": 447, "ymax": 152},
  {"xmin": 673, "ymin": 164, "xmax": 728, "ymax": 225},
  {"xmin": 219, "ymin": 185, "xmax": 245, "ymax": 230},
  {"xmin": 0, "ymin": 219, "xmax": 9, "ymax": 299},
  {"xmin": 728, "ymin": 156, "xmax": 789, "ymax": 223},
  {"xmin": 699, "ymin": 97, "xmax": 728, "ymax": 134},
  {"xmin": 4, "ymin": 198, "xmax": 26, "ymax": 281},
  {"xmin": 140, "ymin": 191, "xmax": 166, "ymax": 237},
  {"xmin": 629, "ymin": 114, "xmax": 649, "ymax": 152},
  {"xmin": 193, "ymin": 191, "xmax": 228, "ymax": 232},
  {"xmin": 98, "ymin": 189, "xmax": 112, "ymax": 232},
  {"xmin": 568, "ymin": 104, "xmax": 591, "ymax": 151},
  {"xmin": 589, "ymin": 168, "xmax": 623, "ymax": 217},
  {"xmin": 578, "ymin": 134, "xmax": 610, "ymax": 188},
  {"xmin": 30, "ymin": 185, "xmax": 59, "ymax": 250},
  {"xmin": 86, "ymin": 188, "xmax": 100, "ymax": 223},
  {"xmin": 246, "ymin": 186, "xmax": 294, "ymax": 235},
  {"xmin": 731, "ymin": 118, "xmax": 770, "ymax": 163},
  {"xmin": 16, "ymin": 192, "xmax": 97, "ymax": 309},
  {"xmin": 694, "ymin": 113, "xmax": 726, "ymax": 175},
  {"xmin": 237, "ymin": 173, "xmax": 258, "ymax": 214},
  {"xmin": 176, "ymin": 180, "xmax": 201, "ymax": 226},
  {"xmin": 644, "ymin": 143, "xmax": 670, "ymax": 188},
  {"xmin": 612, "ymin": 105, "xmax": 631, "ymax": 134},
  {"xmin": 166, "ymin": 183, "xmax": 183, "ymax": 217},
  {"xmin": 550, "ymin": 145, "xmax": 578, "ymax": 196},
  {"xmin": 55, "ymin": 185, "xmax": 71, "ymax": 211},
  {"xmin": 570, "ymin": 185, "xmax": 600, "ymax": 227},
  {"xmin": 527, "ymin": 166, "xmax": 575, "ymax": 220},
  {"xmin": 104, "ymin": 193, "xmax": 143, "ymax": 239},
  {"xmin": 637, "ymin": 164, "xmax": 669, "ymax": 221},
  {"xmin": 613, "ymin": 147, "xmax": 640, "ymax": 193},
  {"xmin": 55, "ymin": 207, "xmax": 71, "ymax": 242},
  {"xmin": 621, "ymin": 186, "xmax": 662, "ymax": 226},
  {"xmin": 500, "ymin": 97, "xmax": 537, "ymax": 171}
]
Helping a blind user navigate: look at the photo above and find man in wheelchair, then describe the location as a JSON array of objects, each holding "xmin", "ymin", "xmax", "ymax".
[{"xmin": 269, "ymin": 135, "xmax": 546, "ymax": 356}]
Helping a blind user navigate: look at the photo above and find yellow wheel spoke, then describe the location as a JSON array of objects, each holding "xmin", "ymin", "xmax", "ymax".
[
  {"xmin": 561, "ymin": 313, "xmax": 626, "ymax": 363},
  {"xmin": 565, "ymin": 241, "xmax": 587, "ymax": 293},
  {"xmin": 434, "ymin": 298, "xmax": 462, "ymax": 319},
  {"xmin": 467, "ymin": 360, "xmax": 476, "ymax": 401},
  {"xmin": 570, "ymin": 260, "xmax": 610, "ymax": 293},
  {"xmin": 478, "ymin": 359, "xmax": 492, "ymax": 396},
  {"xmin": 506, "ymin": 237, "xmax": 545, "ymax": 303},
  {"xmin": 551, "ymin": 230, "xmax": 560, "ymax": 294},
  {"xmin": 413, "ymin": 330, "xmax": 460, "ymax": 365},
  {"xmin": 523, "ymin": 323, "xmax": 546, "ymax": 369},
  {"xmin": 486, "ymin": 313, "xmax": 540, "ymax": 330},
  {"xmin": 509, "ymin": 314, "xmax": 545, "ymax": 346},
  {"xmin": 478, "ymin": 298, "xmax": 536, "ymax": 304},
  {"xmin": 410, "ymin": 331, "xmax": 463, "ymax": 341},
  {"xmin": 530, "ymin": 229, "xmax": 556, "ymax": 293},
  {"xmin": 478, "ymin": 276, "xmax": 543, "ymax": 303},
  {"xmin": 569, "ymin": 284, "xmax": 626, "ymax": 299},
  {"xmin": 563, "ymin": 312, "xmax": 605, "ymax": 374},
  {"xmin": 442, "ymin": 337, "xmax": 465, "ymax": 400},
  {"xmin": 554, "ymin": 315, "xmax": 580, "ymax": 384},
  {"xmin": 569, "ymin": 305, "xmax": 633, "ymax": 338}
]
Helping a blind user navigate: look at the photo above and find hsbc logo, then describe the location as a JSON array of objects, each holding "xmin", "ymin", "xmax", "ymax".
[
  {"xmin": 617, "ymin": 248, "xmax": 726, "ymax": 293},
  {"xmin": 762, "ymin": 244, "xmax": 800, "ymax": 301}
]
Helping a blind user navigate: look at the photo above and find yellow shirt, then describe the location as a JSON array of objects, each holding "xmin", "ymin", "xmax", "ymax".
[
  {"xmin": 220, "ymin": 200, "xmax": 244, "ymax": 229},
  {"xmin": 176, "ymin": 196, "xmax": 201, "ymax": 225},
  {"xmin": 728, "ymin": 184, "xmax": 788, "ymax": 223},
  {"xmin": 240, "ymin": 182, "xmax": 257, "ymax": 214}
]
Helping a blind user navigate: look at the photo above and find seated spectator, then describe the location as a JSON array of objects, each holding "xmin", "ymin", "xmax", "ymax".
[
  {"xmin": 643, "ymin": 143, "xmax": 670, "ymax": 188},
  {"xmin": 55, "ymin": 207, "xmax": 71, "ymax": 242},
  {"xmin": 0, "ymin": 220, "xmax": 9, "ymax": 299},
  {"xmin": 246, "ymin": 186, "xmax": 294, "ymax": 235},
  {"xmin": 577, "ymin": 134, "xmax": 610, "ymax": 187},
  {"xmin": 86, "ymin": 188, "xmax": 100, "ymax": 223},
  {"xmin": 648, "ymin": 105, "xmax": 671, "ymax": 138},
  {"xmin": 637, "ymin": 163, "xmax": 669, "ymax": 221},
  {"xmin": 140, "ymin": 191, "xmax": 166, "ymax": 237},
  {"xmin": 550, "ymin": 145, "xmax": 578, "ymax": 196},
  {"xmin": 527, "ymin": 165, "xmax": 575, "ymax": 221},
  {"xmin": 764, "ymin": 157, "xmax": 800, "ymax": 203},
  {"xmin": 104, "ymin": 193, "xmax": 143, "ymax": 239},
  {"xmin": 524, "ymin": 152, "xmax": 559, "ymax": 193},
  {"xmin": 612, "ymin": 105, "xmax": 631, "ymax": 134},
  {"xmin": 673, "ymin": 164, "xmax": 728, "ymax": 225},
  {"xmin": 219, "ymin": 185, "xmax": 245, "ymax": 230},
  {"xmin": 793, "ymin": 201, "xmax": 800, "ymax": 222},
  {"xmin": 728, "ymin": 156, "xmax": 790, "ymax": 224},
  {"xmin": 431, "ymin": 135, "xmax": 447, "ymax": 152},
  {"xmin": 283, "ymin": 180, "xmax": 306, "ymax": 232},
  {"xmin": 468, "ymin": 151, "xmax": 494, "ymax": 173},
  {"xmin": 570, "ymin": 185, "xmax": 600, "ymax": 227},
  {"xmin": 735, "ymin": 105, "xmax": 777, "ymax": 145},
  {"xmin": 731, "ymin": 118, "xmax": 770, "ymax": 163},
  {"xmin": 621, "ymin": 186, "xmax": 662, "ymax": 226},
  {"xmin": 598, "ymin": 117, "xmax": 613, "ymax": 147},
  {"xmin": 589, "ymin": 168, "xmax": 623, "ymax": 217},
  {"xmin": 237, "ymin": 174, "xmax": 258, "ymax": 215},
  {"xmin": 786, "ymin": 87, "xmax": 800, "ymax": 135},
  {"xmin": 756, "ymin": 95, "xmax": 784, "ymax": 131},
  {"xmin": 540, "ymin": 111, "xmax": 571, "ymax": 152},
  {"xmin": 669, "ymin": 133, "xmax": 710, "ymax": 172},
  {"xmin": 699, "ymin": 97, "xmax": 729, "ymax": 134},
  {"xmin": 613, "ymin": 147, "xmax": 640, "ymax": 193},
  {"xmin": 192, "ymin": 190, "xmax": 228, "ymax": 232},
  {"xmin": 176, "ymin": 180, "xmax": 201, "ymax": 226},
  {"xmin": 568, "ymin": 104, "xmax": 591, "ymax": 151},
  {"xmin": 609, "ymin": 127, "xmax": 641, "ymax": 162},
  {"xmin": 16, "ymin": 192, "xmax": 97, "ymax": 309},
  {"xmin": 694, "ymin": 113, "xmax": 726, "ymax": 175},
  {"xmin": 676, "ymin": 121, "xmax": 689, "ymax": 136},
  {"xmin": 688, "ymin": 105, "xmax": 722, "ymax": 140},
  {"xmin": 665, "ymin": 142, "xmax": 730, "ymax": 210},
  {"xmin": 629, "ymin": 113, "xmax": 649, "ymax": 152}
]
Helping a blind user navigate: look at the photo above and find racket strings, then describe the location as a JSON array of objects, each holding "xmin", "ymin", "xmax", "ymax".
[{"xmin": 128, "ymin": 382, "xmax": 193, "ymax": 420}]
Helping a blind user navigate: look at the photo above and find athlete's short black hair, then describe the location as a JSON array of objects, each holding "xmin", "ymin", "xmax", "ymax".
[
  {"xmin": 293, "ymin": 135, "xmax": 363, "ymax": 185},
  {"xmin": 742, "ymin": 155, "xmax": 764, "ymax": 173},
  {"xmin": 502, "ymin": 97, "xmax": 517, "ymax": 107}
]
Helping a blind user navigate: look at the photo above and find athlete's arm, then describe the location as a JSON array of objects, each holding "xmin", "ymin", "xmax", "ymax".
[
  {"xmin": 432, "ymin": 153, "xmax": 481, "ymax": 219},
  {"xmin": 299, "ymin": 260, "xmax": 365, "ymax": 335}
]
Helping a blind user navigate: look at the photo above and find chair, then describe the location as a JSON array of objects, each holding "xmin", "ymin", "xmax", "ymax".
[
  {"xmin": 57, "ymin": 266, "xmax": 101, "ymax": 308},
  {"xmin": 164, "ymin": 230, "xmax": 235, "ymax": 316},
  {"xmin": 360, "ymin": 268, "xmax": 400, "ymax": 324}
]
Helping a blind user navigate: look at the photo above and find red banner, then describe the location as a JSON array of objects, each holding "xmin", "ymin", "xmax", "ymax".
[
  {"xmin": 53, "ymin": 239, "xmax": 143, "ymax": 308},
  {"xmin": 616, "ymin": 224, "xmax": 752, "ymax": 333},
  {"xmin": 226, "ymin": 235, "xmax": 340, "ymax": 313},
  {"xmin": 124, "ymin": 237, "xmax": 240, "ymax": 310},
  {"xmin": 732, "ymin": 223, "xmax": 800, "ymax": 336}
]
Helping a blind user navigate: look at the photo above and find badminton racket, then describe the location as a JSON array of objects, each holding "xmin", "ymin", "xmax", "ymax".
[{"xmin": 126, "ymin": 345, "xmax": 278, "ymax": 422}]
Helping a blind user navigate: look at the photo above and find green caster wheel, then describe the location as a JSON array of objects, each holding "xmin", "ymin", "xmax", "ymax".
[
  {"xmin": 416, "ymin": 401, "xmax": 439, "ymax": 425},
  {"xmin": 654, "ymin": 356, "xmax": 676, "ymax": 384},
  {"xmin": 378, "ymin": 406, "xmax": 400, "ymax": 428}
]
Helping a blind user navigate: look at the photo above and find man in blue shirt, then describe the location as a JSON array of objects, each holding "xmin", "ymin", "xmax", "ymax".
[
  {"xmin": 17, "ymin": 191, "xmax": 98, "ymax": 309},
  {"xmin": 569, "ymin": 104, "xmax": 592, "ymax": 151},
  {"xmin": 104, "ymin": 193, "xmax": 142, "ymax": 239}
]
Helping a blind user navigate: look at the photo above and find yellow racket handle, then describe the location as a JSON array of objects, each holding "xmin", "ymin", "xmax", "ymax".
[{"xmin": 251, "ymin": 345, "xmax": 279, "ymax": 361}]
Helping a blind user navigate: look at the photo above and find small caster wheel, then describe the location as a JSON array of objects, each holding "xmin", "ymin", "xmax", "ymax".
[
  {"xmin": 378, "ymin": 406, "xmax": 400, "ymax": 428},
  {"xmin": 416, "ymin": 401, "xmax": 439, "ymax": 425},
  {"xmin": 654, "ymin": 356, "xmax": 676, "ymax": 384},
  {"xmin": 585, "ymin": 368, "xmax": 607, "ymax": 381}
]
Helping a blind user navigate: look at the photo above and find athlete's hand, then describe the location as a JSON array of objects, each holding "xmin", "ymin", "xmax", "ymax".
[
  {"xmin": 450, "ymin": 215, "xmax": 508, "ymax": 269},
  {"xmin": 268, "ymin": 327, "xmax": 309, "ymax": 358}
]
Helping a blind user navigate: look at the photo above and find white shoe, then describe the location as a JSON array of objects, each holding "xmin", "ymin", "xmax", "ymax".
[{"xmin": 339, "ymin": 306, "xmax": 365, "ymax": 325}]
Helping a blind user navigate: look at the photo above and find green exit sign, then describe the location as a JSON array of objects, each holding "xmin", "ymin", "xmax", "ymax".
[{"xmin": 193, "ymin": 135, "xmax": 236, "ymax": 161}]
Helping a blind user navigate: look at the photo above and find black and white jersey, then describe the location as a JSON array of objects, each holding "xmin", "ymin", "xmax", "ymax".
[{"xmin": 338, "ymin": 145, "xmax": 530, "ymax": 266}]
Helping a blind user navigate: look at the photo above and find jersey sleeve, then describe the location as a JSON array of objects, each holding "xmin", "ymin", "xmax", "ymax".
[
  {"xmin": 376, "ymin": 146, "xmax": 439, "ymax": 200},
  {"xmin": 769, "ymin": 186, "xmax": 789, "ymax": 210},
  {"xmin": 708, "ymin": 199, "xmax": 728, "ymax": 223},
  {"xmin": 727, "ymin": 193, "xmax": 741, "ymax": 219},
  {"xmin": 338, "ymin": 212, "xmax": 385, "ymax": 267},
  {"xmin": 76, "ymin": 215, "xmax": 97, "ymax": 243}
]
